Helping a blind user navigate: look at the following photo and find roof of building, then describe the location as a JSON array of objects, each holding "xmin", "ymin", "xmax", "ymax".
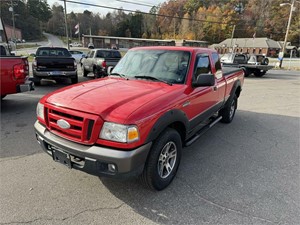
[
  {"xmin": 217, "ymin": 37, "xmax": 281, "ymax": 49},
  {"xmin": 83, "ymin": 35, "xmax": 207, "ymax": 44}
]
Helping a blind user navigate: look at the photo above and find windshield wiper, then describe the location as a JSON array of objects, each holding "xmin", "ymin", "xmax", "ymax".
[
  {"xmin": 134, "ymin": 75, "xmax": 172, "ymax": 86},
  {"xmin": 109, "ymin": 73, "xmax": 127, "ymax": 79}
]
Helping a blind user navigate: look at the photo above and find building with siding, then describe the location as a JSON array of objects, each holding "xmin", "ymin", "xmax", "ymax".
[
  {"xmin": 82, "ymin": 35, "xmax": 208, "ymax": 49},
  {"xmin": 212, "ymin": 38, "xmax": 281, "ymax": 57}
]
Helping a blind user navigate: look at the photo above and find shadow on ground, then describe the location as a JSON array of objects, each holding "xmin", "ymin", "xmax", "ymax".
[{"xmin": 100, "ymin": 110, "xmax": 300, "ymax": 225}]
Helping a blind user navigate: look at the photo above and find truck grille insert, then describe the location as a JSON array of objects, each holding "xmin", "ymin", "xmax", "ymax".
[{"xmin": 45, "ymin": 104, "xmax": 101, "ymax": 144}]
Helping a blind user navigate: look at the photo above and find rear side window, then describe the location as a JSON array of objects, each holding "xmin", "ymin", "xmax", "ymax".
[
  {"xmin": 96, "ymin": 50, "xmax": 121, "ymax": 58},
  {"xmin": 212, "ymin": 53, "xmax": 222, "ymax": 79}
]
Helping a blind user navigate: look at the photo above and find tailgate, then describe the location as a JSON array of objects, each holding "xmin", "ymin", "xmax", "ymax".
[{"xmin": 36, "ymin": 57, "xmax": 75, "ymax": 71}]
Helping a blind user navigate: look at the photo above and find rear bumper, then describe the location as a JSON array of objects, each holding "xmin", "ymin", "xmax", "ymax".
[
  {"xmin": 34, "ymin": 121, "xmax": 152, "ymax": 179},
  {"xmin": 33, "ymin": 70, "xmax": 77, "ymax": 78},
  {"xmin": 17, "ymin": 78, "xmax": 35, "ymax": 93}
]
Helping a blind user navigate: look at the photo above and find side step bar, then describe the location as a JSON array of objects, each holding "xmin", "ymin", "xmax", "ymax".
[{"xmin": 184, "ymin": 116, "xmax": 222, "ymax": 147}]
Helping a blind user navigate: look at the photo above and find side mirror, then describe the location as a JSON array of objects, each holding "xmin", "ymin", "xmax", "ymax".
[
  {"xmin": 107, "ymin": 66, "xmax": 114, "ymax": 75},
  {"xmin": 192, "ymin": 74, "xmax": 215, "ymax": 87}
]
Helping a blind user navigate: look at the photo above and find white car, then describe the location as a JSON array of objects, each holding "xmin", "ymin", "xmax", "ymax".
[
  {"xmin": 69, "ymin": 50, "xmax": 86, "ymax": 63},
  {"xmin": 70, "ymin": 42, "xmax": 82, "ymax": 47}
]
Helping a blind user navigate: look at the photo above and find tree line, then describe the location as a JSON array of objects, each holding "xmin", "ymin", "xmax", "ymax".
[{"xmin": 1, "ymin": 0, "xmax": 299, "ymax": 45}]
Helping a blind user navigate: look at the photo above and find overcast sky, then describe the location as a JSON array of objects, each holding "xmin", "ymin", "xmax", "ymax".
[{"xmin": 47, "ymin": 0, "xmax": 165, "ymax": 15}]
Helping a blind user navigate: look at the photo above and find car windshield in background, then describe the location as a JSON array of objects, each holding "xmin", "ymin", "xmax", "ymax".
[
  {"xmin": 36, "ymin": 48, "xmax": 71, "ymax": 57},
  {"xmin": 112, "ymin": 50, "xmax": 190, "ymax": 84},
  {"xmin": 96, "ymin": 50, "xmax": 121, "ymax": 58}
]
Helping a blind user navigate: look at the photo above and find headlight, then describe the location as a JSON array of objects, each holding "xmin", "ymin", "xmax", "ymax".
[
  {"xmin": 100, "ymin": 122, "xmax": 139, "ymax": 143},
  {"xmin": 36, "ymin": 102, "xmax": 44, "ymax": 120}
]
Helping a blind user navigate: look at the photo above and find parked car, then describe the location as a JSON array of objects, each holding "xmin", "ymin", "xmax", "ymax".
[
  {"xmin": 34, "ymin": 46, "xmax": 244, "ymax": 190},
  {"xmin": 81, "ymin": 48, "xmax": 121, "ymax": 78},
  {"xmin": 69, "ymin": 50, "xmax": 86, "ymax": 63},
  {"xmin": 32, "ymin": 47, "xmax": 78, "ymax": 85},
  {"xmin": 70, "ymin": 42, "xmax": 82, "ymax": 47},
  {"xmin": 0, "ymin": 44, "xmax": 34, "ymax": 99},
  {"xmin": 221, "ymin": 53, "xmax": 273, "ymax": 77}
]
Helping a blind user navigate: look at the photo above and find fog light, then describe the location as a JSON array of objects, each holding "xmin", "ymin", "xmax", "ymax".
[{"xmin": 108, "ymin": 164, "xmax": 117, "ymax": 172}]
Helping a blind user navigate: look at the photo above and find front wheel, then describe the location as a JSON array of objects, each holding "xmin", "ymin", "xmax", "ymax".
[
  {"xmin": 141, "ymin": 128, "xmax": 182, "ymax": 191},
  {"xmin": 219, "ymin": 94, "xmax": 237, "ymax": 123}
]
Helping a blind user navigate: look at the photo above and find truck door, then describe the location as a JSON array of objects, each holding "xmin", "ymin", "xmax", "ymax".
[
  {"xmin": 84, "ymin": 51, "xmax": 94, "ymax": 71},
  {"xmin": 186, "ymin": 53, "xmax": 219, "ymax": 130},
  {"xmin": 211, "ymin": 52, "xmax": 227, "ymax": 103}
]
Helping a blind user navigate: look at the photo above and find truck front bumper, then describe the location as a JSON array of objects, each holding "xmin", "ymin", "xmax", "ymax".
[{"xmin": 34, "ymin": 121, "xmax": 152, "ymax": 179}]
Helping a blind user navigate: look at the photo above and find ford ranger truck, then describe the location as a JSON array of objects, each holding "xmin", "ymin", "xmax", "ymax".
[
  {"xmin": 1, "ymin": 44, "xmax": 34, "ymax": 99},
  {"xmin": 34, "ymin": 47, "xmax": 244, "ymax": 190}
]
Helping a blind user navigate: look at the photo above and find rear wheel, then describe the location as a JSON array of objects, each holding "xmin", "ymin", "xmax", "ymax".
[
  {"xmin": 141, "ymin": 128, "xmax": 182, "ymax": 191},
  {"xmin": 82, "ymin": 66, "xmax": 88, "ymax": 77},
  {"xmin": 241, "ymin": 67, "xmax": 250, "ymax": 77},
  {"xmin": 71, "ymin": 76, "xmax": 78, "ymax": 84},
  {"xmin": 254, "ymin": 70, "xmax": 264, "ymax": 77},
  {"xmin": 33, "ymin": 77, "xmax": 41, "ymax": 86},
  {"xmin": 220, "ymin": 94, "xmax": 237, "ymax": 123}
]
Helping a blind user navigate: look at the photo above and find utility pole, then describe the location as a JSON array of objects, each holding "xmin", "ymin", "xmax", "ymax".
[
  {"xmin": 279, "ymin": 0, "xmax": 295, "ymax": 68},
  {"xmin": 230, "ymin": 25, "xmax": 236, "ymax": 53},
  {"xmin": 9, "ymin": 0, "xmax": 16, "ymax": 42},
  {"xmin": 64, "ymin": 0, "xmax": 69, "ymax": 50}
]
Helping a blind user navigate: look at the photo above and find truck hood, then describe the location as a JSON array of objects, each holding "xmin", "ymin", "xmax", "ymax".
[{"xmin": 45, "ymin": 77, "xmax": 183, "ymax": 122}]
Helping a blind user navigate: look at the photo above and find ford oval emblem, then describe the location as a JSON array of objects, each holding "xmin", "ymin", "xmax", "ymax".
[{"xmin": 57, "ymin": 119, "xmax": 71, "ymax": 129}]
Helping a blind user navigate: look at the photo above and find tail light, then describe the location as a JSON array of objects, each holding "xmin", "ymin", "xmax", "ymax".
[
  {"xmin": 102, "ymin": 61, "xmax": 107, "ymax": 68},
  {"xmin": 74, "ymin": 60, "xmax": 77, "ymax": 69},
  {"xmin": 33, "ymin": 59, "xmax": 37, "ymax": 68},
  {"xmin": 13, "ymin": 63, "xmax": 28, "ymax": 80}
]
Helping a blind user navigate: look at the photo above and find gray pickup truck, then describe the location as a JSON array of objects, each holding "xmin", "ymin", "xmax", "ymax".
[
  {"xmin": 32, "ymin": 47, "xmax": 78, "ymax": 85},
  {"xmin": 221, "ymin": 53, "xmax": 274, "ymax": 77},
  {"xmin": 81, "ymin": 49, "xmax": 122, "ymax": 78}
]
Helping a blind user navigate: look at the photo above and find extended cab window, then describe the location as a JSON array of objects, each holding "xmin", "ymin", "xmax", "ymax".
[
  {"xmin": 194, "ymin": 54, "xmax": 212, "ymax": 80},
  {"xmin": 212, "ymin": 53, "xmax": 222, "ymax": 79},
  {"xmin": 96, "ymin": 50, "xmax": 121, "ymax": 58}
]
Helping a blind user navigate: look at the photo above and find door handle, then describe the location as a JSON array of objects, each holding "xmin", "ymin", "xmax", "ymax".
[{"xmin": 213, "ymin": 86, "xmax": 218, "ymax": 91}]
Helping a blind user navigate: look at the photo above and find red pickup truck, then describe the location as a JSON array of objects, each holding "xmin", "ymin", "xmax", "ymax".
[
  {"xmin": 34, "ymin": 46, "xmax": 244, "ymax": 190},
  {"xmin": 1, "ymin": 44, "xmax": 34, "ymax": 99}
]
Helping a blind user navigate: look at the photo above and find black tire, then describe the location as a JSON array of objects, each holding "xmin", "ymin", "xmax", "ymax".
[
  {"xmin": 254, "ymin": 70, "xmax": 264, "ymax": 77},
  {"xmin": 241, "ymin": 67, "xmax": 250, "ymax": 77},
  {"xmin": 220, "ymin": 94, "xmax": 237, "ymax": 123},
  {"xmin": 141, "ymin": 128, "xmax": 182, "ymax": 191},
  {"xmin": 71, "ymin": 76, "xmax": 78, "ymax": 84},
  {"xmin": 33, "ymin": 78, "xmax": 41, "ymax": 86},
  {"xmin": 262, "ymin": 58, "xmax": 269, "ymax": 65},
  {"xmin": 82, "ymin": 66, "xmax": 88, "ymax": 77}
]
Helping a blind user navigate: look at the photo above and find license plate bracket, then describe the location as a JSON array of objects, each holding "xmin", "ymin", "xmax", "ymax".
[
  {"xmin": 50, "ymin": 71, "xmax": 62, "ymax": 76},
  {"xmin": 51, "ymin": 147, "xmax": 72, "ymax": 168}
]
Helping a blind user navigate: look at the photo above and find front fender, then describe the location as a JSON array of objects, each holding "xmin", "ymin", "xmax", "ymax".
[{"xmin": 145, "ymin": 109, "xmax": 189, "ymax": 143}]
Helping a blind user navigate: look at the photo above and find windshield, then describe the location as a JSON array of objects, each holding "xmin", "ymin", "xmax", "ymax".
[{"xmin": 112, "ymin": 49, "xmax": 190, "ymax": 84}]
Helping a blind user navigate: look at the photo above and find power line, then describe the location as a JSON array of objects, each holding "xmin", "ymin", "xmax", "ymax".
[
  {"xmin": 58, "ymin": 0, "xmax": 236, "ymax": 25},
  {"xmin": 115, "ymin": 0, "xmax": 154, "ymax": 7}
]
